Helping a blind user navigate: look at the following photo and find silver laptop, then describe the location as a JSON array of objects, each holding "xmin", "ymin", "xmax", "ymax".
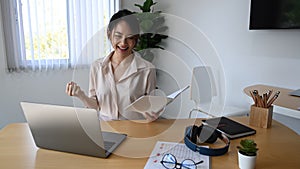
[
  {"xmin": 20, "ymin": 102, "xmax": 126, "ymax": 158},
  {"xmin": 290, "ymin": 89, "xmax": 300, "ymax": 97}
]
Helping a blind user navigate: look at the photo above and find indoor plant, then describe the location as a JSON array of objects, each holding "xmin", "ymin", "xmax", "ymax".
[
  {"xmin": 237, "ymin": 139, "xmax": 259, "ymax": 169},
  {"xmin": 134, "ymin": 0, "xmax": 168, "ymax": 62}
]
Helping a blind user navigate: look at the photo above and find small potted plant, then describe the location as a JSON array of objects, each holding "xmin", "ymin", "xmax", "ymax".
[{"xmin": 237, "ymin": 139, "xmax": 259, "ymax": 169}]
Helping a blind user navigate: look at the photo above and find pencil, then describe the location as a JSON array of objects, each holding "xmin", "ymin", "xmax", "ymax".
[
  {"xmin": 266, "ymin": 90, "xmax": 273, "ymax": 100},
  {"xmin": 253, "ymin": 90, "xmax": 260, "ymax": 107},
  {"xmin": 263, "ymin": 93, "xmax": 267, "ymax": 108},
  {"xmin": 267, "ymin": 91, "xmax": 280, "ymax": 107},
  {"xmin": 249, "ymin": 90, "xmax": 256, "ymax": 106}
]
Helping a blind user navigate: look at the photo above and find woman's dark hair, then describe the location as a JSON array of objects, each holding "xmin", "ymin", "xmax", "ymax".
[{"xmin": 107, "ymin": 9, "xmax": 140, "ymax": 35}]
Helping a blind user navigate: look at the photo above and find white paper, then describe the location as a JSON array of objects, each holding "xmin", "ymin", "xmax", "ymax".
[
  {"xmin": 124, "ymin": 96, "xmax": 168, "ymax": 114},
  {"xmin": 144, "ymin": 141, "xmax": 210, "ymax": 169},
  {"xmin": 125, "ymin": 86, "xmax": 190, "ymax": 115},
  {"xmin": 167, "ymin": 85, "xmax": 190, "ymax": 100}
]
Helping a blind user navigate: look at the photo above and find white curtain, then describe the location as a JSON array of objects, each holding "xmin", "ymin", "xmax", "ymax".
[
  {"xmin": 68, "ymin": 0, "xmax": 119, "ymax": 68},
  {"xmin": 0, "ymin": 0, "xmax": 119, "ymax": 72},
  {"xmin": 0, "ymin": 0, "xmax": 25, "ymax": 72}
]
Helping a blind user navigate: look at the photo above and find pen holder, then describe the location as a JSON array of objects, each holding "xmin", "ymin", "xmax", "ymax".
[{"xmin": 249, "ymin": 105, "xmax": 273, "ymax": 128}]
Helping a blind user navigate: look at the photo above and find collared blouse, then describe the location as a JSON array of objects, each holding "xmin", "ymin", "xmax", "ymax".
[{"xmin": 89, "ymin": 51, "xmax": 156, "ymax": 120}]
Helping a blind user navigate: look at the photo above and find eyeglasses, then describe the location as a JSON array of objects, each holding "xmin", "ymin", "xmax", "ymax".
[{"xmin": 160, "ymin": 153, "xmax": 203, "ymax": 169}]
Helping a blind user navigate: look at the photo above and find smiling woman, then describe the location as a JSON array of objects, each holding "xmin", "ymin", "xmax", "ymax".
[
  {"xmin": 0, "ymin": 0, "xmax": 119, "ymax": 72},
  {"xmin": 65, "ymin": 9, "xmax": 159, "ymax": 122}
]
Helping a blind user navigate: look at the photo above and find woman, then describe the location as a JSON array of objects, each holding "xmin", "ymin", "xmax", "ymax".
[{"xmin": 66, "ymin": 9, "xmax": 158, "ymax": 121}]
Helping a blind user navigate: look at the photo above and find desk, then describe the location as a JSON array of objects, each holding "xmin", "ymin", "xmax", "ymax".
[
  {"xmin": 1, "ymin": 117, "xmax": 300, "ymax": 169},
  {"xmin": 244, "ymin": 84, "xmax": 300, "ymax": 111}
]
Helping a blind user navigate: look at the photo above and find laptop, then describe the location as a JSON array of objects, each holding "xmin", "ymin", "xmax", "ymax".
[
  {"xmin": 289, "ymin": 89, "xmax": 300, "ymax": 97},
  {"xmin": 20, "ymin": 102, "xmax": 126, "ymax": 158}
]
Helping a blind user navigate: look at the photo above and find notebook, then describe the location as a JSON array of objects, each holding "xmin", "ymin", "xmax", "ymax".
[
  {"xmin": 20, "ymin": 102, "xmax": 126, "ymax": 158},
  {"xmin": 125, "ymin": 85, "xmax": 189, "ymax": 115},
  {"xmin": 202, "ymin": 116, "xmax": 256, "ymax": 139}
]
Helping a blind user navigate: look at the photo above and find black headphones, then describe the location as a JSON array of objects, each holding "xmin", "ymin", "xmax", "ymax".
[{"xmin": 184, "ymin": 124, "xmax": 230, "ymax": 156}]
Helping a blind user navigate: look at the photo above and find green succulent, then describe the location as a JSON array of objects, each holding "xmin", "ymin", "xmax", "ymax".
[{"xmin": 237, "ymin": 139, "xmax": 259, "ymax": 156}]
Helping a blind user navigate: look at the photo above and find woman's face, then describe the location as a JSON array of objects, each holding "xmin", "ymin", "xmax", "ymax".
[{"xmin": 109, "ymin": 20, "xmax": 137, "ymax": 58}]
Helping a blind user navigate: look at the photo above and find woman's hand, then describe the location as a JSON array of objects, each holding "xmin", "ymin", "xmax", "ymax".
[
  {"xmin": 143, "ymin": 112, "xmax": 159, "ymax": 122},
  {"xmin": 143, "ymin": 107, "xmax": 165, "ymax": 122},
  {"xmin": 65, "ymin": 81, "xmax": 84, "ymax": 97},
  {"xmin": 65, "ymin": 82, "xmax": 99, "ymax": 110}
]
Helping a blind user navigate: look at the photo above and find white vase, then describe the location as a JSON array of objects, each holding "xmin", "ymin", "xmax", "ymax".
[{"xmin": 238, "ymin": 151, "xmax": 257, "ymax": 169}]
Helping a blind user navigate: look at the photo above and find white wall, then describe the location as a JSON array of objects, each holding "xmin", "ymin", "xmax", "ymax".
[
  {"xmin": 123, "ymin": 0, "xmax": 300, "ymax": 133},
  {"xmin": 123, "ymin": 0, "xmax": 300, "ymax": 106},
  {"xmin": 1, "ymin": 0, "xmax": 300, "ymax": 133}
]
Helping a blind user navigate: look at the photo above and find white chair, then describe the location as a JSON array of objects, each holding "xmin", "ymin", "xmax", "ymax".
[{"xmin": 189, "ymin": 66, "xmax": 247, "ymax": 118}]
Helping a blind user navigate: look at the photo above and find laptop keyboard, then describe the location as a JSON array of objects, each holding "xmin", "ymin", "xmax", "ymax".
[{"xmin": 104, "ymin": 141, "xmax": 115, "ymax": 150}]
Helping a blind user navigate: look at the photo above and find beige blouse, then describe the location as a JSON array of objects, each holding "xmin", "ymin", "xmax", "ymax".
[{"xmin": 88, "ymin": 51, "xmax": 156, "ymax": 120}]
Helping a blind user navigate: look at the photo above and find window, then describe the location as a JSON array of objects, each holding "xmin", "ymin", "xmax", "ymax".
[{"xmin": 1, "ymin": 0, "xmax": 119, "ymax": 72}]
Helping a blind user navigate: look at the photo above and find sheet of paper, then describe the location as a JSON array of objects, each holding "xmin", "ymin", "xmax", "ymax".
[
  {"xmin": 144, "ymin": 141, "xmax": 210, "ymax": 169},
  {"xmin": 167, "ymin": 85, "xmax": 190, "ymax": 100}
]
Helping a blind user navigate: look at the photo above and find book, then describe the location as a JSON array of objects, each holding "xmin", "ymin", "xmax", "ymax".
[
  {"xmin": 144, "ymin": 141, "xmax": 210, "ymax": 169},
  {"xmin": 125, "ymin": 86, "xmax": 189, "ymax": 114},
  {"xmin": 202, "ymin": 116, "xmax": 256, "ymax": 139}
]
